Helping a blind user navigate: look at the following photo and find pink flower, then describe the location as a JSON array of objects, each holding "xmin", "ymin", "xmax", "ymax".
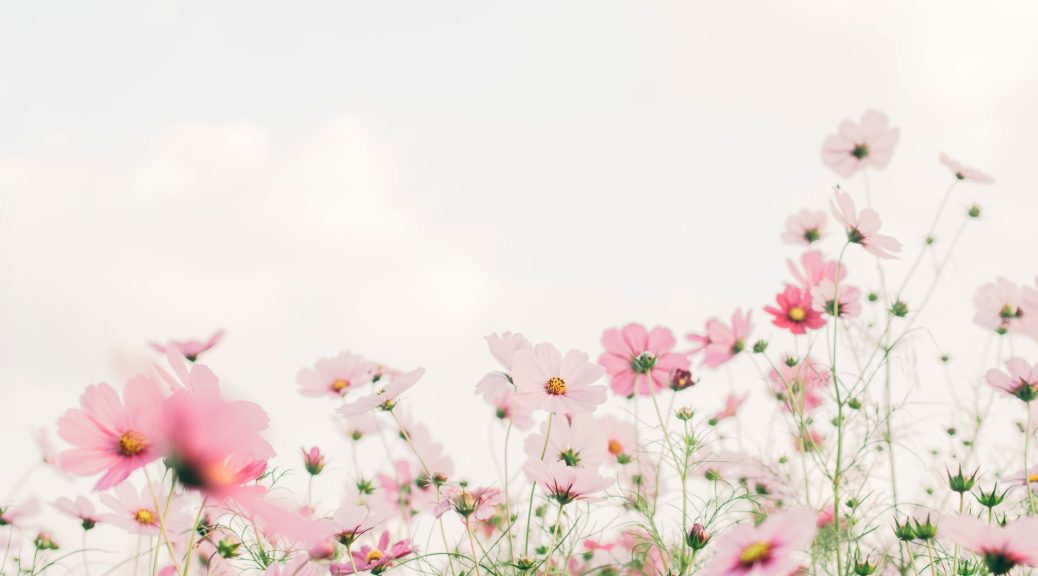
[
  {"xmin": 710, "ymin": 394, "xmax": 746, "ymax": 424},
  {"xmin": 150, "ymin": 330, "xmax": 224, "ymax": 361},
  {"xmin": 99, "ymin": 481, "xmax": 190, "ymax": 535},
  {"xmin": 523, "ymin": 414, "xmax": 607, "ymax": 469},
  {"xmin": 974, "ymin": 278, "xmax": 1029, "ymax": 334},
  {"xmin": 0, "ymin": 498, "xmax": 39, "ymax": 528},
  {"xmin": 377, "ymin": 459, "xmax": 440, "ymax": 518},
  {"xmin": 53, "ymin": 496, "xmax": 100, "ymax": 530},
  {"xmin": 811, "ymin": 280, "xmax": 862, "ymax": 319},
  {"xmin": 781, "ymin": 209, "xmax": 827, "ymax": 246},
  {"xmin": 599, "ymin": 324, "xmax": 690, "ymax": 397},
  {"xmin": 265, "ymin": 557, "xmax": 317, "ymax": 576},
  {"xmin": 830, "ymin": 189, "xmax": 902, "ymax": 258},
  {"xmin": 523, "ymin": 459, "xmax": 611, "ymax": 505},
  {"xmin": 688, "ymin": 310, "xmax": 753, "ymax": 368},
  {"xmin": 297, "ymin": 352, "xmax": 376, "ymax": 398},
  {"xmin": 338, "ymin": 368, "xmax": 425, "ymax": 417},
  {"xmin": 787, "ymin": 251, "xmax": 845, "ymax": 289},
  {"xmin": 475, "ymin": 373, "xmax": 535, "ymax": 430},
  {"xmin": 701, "ymin": 507, "xmax": 816, "ymax": 576},
  {"xmin": 941, "ymin": 515, "xmax": 1038, "ymax": 575},
  {"xmin": 330, "ymin": 531, "xmax": 413, "ymax": 575},
  {"xmin": 329, "ymin": 503, "xmax": 392, "ymax": 546},
  {"xmin": 769, "ymin": 356, "xmax": 831, "ymax": 413},
  {"xmin": 598, "ymin": 415, "xmax": 638, "ymax": 466},
  {"xmin": 56, "ymin": 375, "xmax": 166, "ymax": 490},
  {"xmin": 793, "ymin": 429, "xmax": 825, "ymax": 452},
  {"xmin": 986, "ymin": 358, "xmax": 1038, "ymax": 402},
  {"xmin": 341, "ymin": 412, "xmax": 380, "ymax": 441},
  {"xmin": 302, "ymin": 446, "xmax": 326, "ymax": 475},
  {"xmin": 764, "ymin": 285, "xmax": 826, "ymax": 335},
  {"xmin": 434, "ymin": 486, "xmax": 503, "ymax": 521},
  {"xmin": 821, "ymin": 110, "xmax": 899, "ymax": 178},
  {"xmin": 512, "ymin": 343, "xmax": 606, "ymax": 414},
  {"xmin": 939, "ymin": 152, "xmax": 994, "ymax": 184},
  {"xmin": 486, "ymin": 331, "xmax": 532, "ymax": 369}
]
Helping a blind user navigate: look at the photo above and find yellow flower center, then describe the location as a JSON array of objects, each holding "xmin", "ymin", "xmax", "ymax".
[
  {"xmin": 366, "ymin": 549, "xmax": 385, "ymax": 563},
  {"xmin": 134, "ymin": 508, "xmax": 156, "ymax": 525},
  {"xmin": 1029, "ymin": 473, "xmax": 1038, "ymax": 483},
  {"xmin": 544, "ymin": 376, "xmax": 567, "ymax": 396},
  {"xmin": 330, "ymin": 378, "xmax": 351, "ymax": 394},
  {"xmin": 607, "ymin": 439, "xmax": 624, "ymax": 456},
  {"xmin": 738, "ymin": 541, "xmax": 771, "ymax": 566},
  {"xmin": 788, "ymin": 307, "xmax": 807, "ymax": 322},
  {"xmin": 118, "ymin": 430, "xmax": 148, "ymax": 456}
]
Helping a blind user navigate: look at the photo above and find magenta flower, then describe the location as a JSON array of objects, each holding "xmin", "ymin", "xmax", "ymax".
[
  {"xmin": 297, "ymin": 351, "xmax": 376, "ymax": 398},
  {"xmin": 986, "ymin": 358, "xmax": 1038, "ymax": 402},
  {"xmin": 512, "ymin": 343, "xmax": 606, "ymax": 415},
  {"xmin": 149, "ymin": 330, "xmax": 224, "ymax": 361},
  {"xmin": 939, "ymin": 152, "xmax": 994, "ymax": 184},
  {"xmin": 599, "ymin": 324, "xmax": 690, "ymax": 397},
  {"xmin": 781, "ymin": 209, "xmax": 827, "ymax": 246},
  {"xmin": 523, "ymin": 459, "xmax": 612, "ymax": 505},
  {"xmin": 330, "ymin": 531, "xmax": 413, "ymax": 575},
  {"xmin": 821, "ymin": 110, "xmax": 899, "ymax": 178},
  {"xmin": 765, "ymin": 285, "xmax": 826, "ymax": 335},
  {"xmin": 338, "ymin": 368, "xmax": 425, "ymax": 417},
  {"xmin": 53, "ymin": 496, "xmax": 100, "ymax": 530},
  {"xmin": 974, "ymin": 278, "xmax": 1030, "ymax": 334},
  {"xmin": 830, "ymin": 189, "xmax": 902, "ymax": 258},
  {"xmin": 56, "ymin": 375, "xmax": 165, "ymax": 490},
  {"xmin": 811, "ymin": 280, "xmax": 862, "ymax": 319},
  {"xmin": 688, "ymin": 310, "xmax": 753, "ymax": 368},
  {"xmin": 701, "ymin": 507, "xmax": 816, "ymax": 576},
  {"xmin": 941, "ymin": 515, "xmax": 1038, "ymax": 575}
]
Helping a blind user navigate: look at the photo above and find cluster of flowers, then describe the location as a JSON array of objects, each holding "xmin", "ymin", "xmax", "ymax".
[{"xmin": 3, "ymin": 109, "xmax": 1038, "ymax": 576}]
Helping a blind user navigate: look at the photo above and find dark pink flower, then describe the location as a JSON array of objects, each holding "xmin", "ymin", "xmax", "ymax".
[
  {"xmin": 764, "ymin": 285, "xmax": 826, "ymax": 335},
  {"xmin": 599, "ymin": 323, "xmax": 690, "ymax": 396},
  {"xmin": 701, "ymin": 508, "xmax": 816, "ymax": 576},
  {"xmin": 688, "ymin": 310, "xmax": 753, "ymax": 368},
  {"xmin": 330, "ymin": 531, "xmax": 413, "ymax": 575}
]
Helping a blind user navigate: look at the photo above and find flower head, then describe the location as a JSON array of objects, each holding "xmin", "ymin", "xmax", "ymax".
[
  {"xmin": 99, "ymin": 481, "xmax": 189, "ymax": 535},
  {"xmin": 941, "ymin": 515, "xmax": 1038, "ymax": 575},
  {"xmin": 434, "ymin": 486, "xmax": 503, "ymax": 521},
  {"xmin": 765, "ymin": 285, "xmax": 826, "ymax": 335},
  {"xmin": 701, "ymin": 508, "xmax": 816, "ymax": 576},
  {"xmin": 149, "ymin": 330, "xmax": 224, "ymax": 362},
  {"xmin": 830, "ymin": 189, "xmax": 901, "ymax": 258},
  {"xmin": 688, "ymin": 310, "xmax": 753, "ymax": 368},
  {"xmin": 939, "ymin": 153, "xmax": 994, "ymax": 184},
  {"xmin": 821, "ymin": 110, "xmax": 899, "ymax": 178},
  {"xmin": 768, "ymin": 356, "xmax": 831, "ymax": 413},
  {"xmin": 986, "ymin": 358, "xmax": 1038, "ymax": 402},
  {"xmin": 297, "ymin": 352, "xmax": 376, "ymax": 398},
  {"xmin": 302, "ymin": 446, "xmax": 326, "ymax": 475},
  {"xmin": 812, "ymin": 280, "xmax": 862, "ymax": 319},
  {"xmin": 974, "ymin": 278, "xmax": 1030, "ymax": 335},
  {"xmin": 781, "ymin": 209, "xmax": 827, "ymax": 246},
  {"xmin": 330, "ymin": 531, "xmax": 413, "ymax": 575},
  {"xmin": 599, "ymin": 324, "xmax": 690, "ymax": 397},
  {"xmin": 523, "ymin": 460, "xmax": 611, "ymax": 505},
  {"xmin": 512, "ymin": 343, "xmax": 606, "ymax": 414},
  {"xmin": 338, "ymin": 368, "xmax": 425, "ymax": 417},
  {"xmin": 53, "ymin": 496, "xmax": 100, "ymax": 531},
  {"xmin": 523, "ymin": 414, "xmax": 607, "ymax": 469}
]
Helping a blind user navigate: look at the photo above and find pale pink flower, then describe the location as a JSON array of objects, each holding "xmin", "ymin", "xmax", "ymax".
[
  {"xmin": 512, "ymin": 343, "xmax": 606, "ymax": 414},
  {"xmin": 787, "ymin": 251, "xmax": 846, "ymax": 289},
  {"xmin": 33, "ymin": 428, "xmax": 66, "ymax": 474},
  {"xmin": 476, "ymin": 372, "xmax": 534, "ymax": 430},
  {"xmin": 486, "ymin": 331, "xmax": 532, "ymax": 369},
  {"xmin": 330, "ymin": 531, "xmax": 414, "ymax": 575},
  {"xmin": 974, "ymin": 278, "xmax": 1029, "ymax": 334},
  {"xmin": 0, "ymin": 498, "xmax": 39, "ymax": 528},
  {"xmin": 688, "ymin": 310, "xmax": 753, "ymax": 368},
  {"xmin": 393, "ymin": 409, "xmax": 455, "ymax": 481},
  {"xmin": 710, "ymin": 394, "xmax": 746, "ymax": 424},
  {"xmin": 986, "ymin": 358, "xmax": 1038, "ymax": 402},
  {"xmin": 765, "ymin": 285, "xmax": 826, "ymax": 335},
  {"xmin": 821, "ymin": 110, "xmax": 899, "ymax": 178},
  {"xmin": 56, "ymin": 375, "xmax": 166, "ymax": 490},
  {"xmin": 150, "ymin": 330, "xmax": 224, "ymax": 361},
  {"xmin": 830, "ymin": 189, "xmax": 902, "ymax": 258},
  {"xmin": 329, "ymin": 503, "xmax": 392, "ymax": 545},
  {"xmin": 377, "ymin": 459, "xmax": 440, "ymax": 518},
  {"xmin": 297, "ymin": 351, "xmax": 376, "ymax": 398},
  {"xmin": 811, "ymin": 280, "xmax": 862, "ymax": 319},
  {"xmin": 523, "ymin": 414, "xmax": 607, "ymax": 469},
  {"xmin": 1004, "ymin": 467, "xmax": 1038, "ymax": 488},
  {"xmin": 599, "ymin": 324, "xmax": 690, "ymax": 397},
  {"xmin": 434, "ymin": 485, "xmax": 503, "ymax": 521},
  {"xmin": 341, "ymin": 412, "xmax": 380, "ymax": 441},
  {"xmin": 620, "ymin": 458, "xmax": 664, "ymax": 501},
  {"xmin": 769, "ymin": 356, "xmax": 832, "ymax": 413},
  {"xmin": 523, "ymin": 459, "xmax": 612, "ymax": 505},
  {"xmin": 701, "ymin": 507, "xmax": 816, "ymax": 576},
  {"xmin": 941, "ymin": 515, "xmax": 1038, "ymax": 575},
  {"xmin": 53, "ymin": 496, "xmax": 100, "ymax": 530},
  {"xmin": 939, "ymin": 153, "xmax": 994, "ymax": 184},
  {"xmin": 781, "ymin": 209, "xmax": 827, "ymax": 246},
  {"xmin": 99, "ymin": 481, "xmax": 189, "ymax": 535},
  {"xmin": 337, "ymin": 368, "xmax": 425, "ymax": 417},
  {"xmin": 598, "ymin": 415, "xmax": 638, "ymax": 466},
  {"xmin": 265, "ymin": 557, "xmax": 317, "ymax": 576}
]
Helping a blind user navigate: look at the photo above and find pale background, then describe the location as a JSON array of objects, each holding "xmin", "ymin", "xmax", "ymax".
[{"xmin": 3, "ymin": 0, "xmax": 1038, "ymax": 552}]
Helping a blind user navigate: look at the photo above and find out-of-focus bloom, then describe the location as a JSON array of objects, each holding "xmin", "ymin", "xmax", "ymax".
[
  {"xmin": 53, "ymin": 496, "xmax": 100, "ymax": 530},
  {"xmin": 298, "ymin": 352, "xmax": 376, "ymax": 399},
  {"xmin": 598, "ymin": 415, "xmax": 637, "ymax": 466},
  {"xmin": 782, "ymin": 209, "xmax": 827, "ymax": 246},
  {"xmin": 377, "ymin": 459, "xmax": 441, "ymax": 518},
  {"xmin": 986, "ymin": 358, "xmax": 1038, "ymax": 402},
  {"xmin": 330, "ymin": 531, "xmax": 413, "ymax": 575},
  {"xmin": 475, "ymin": 372, "xmax": 534, "ymax": 430},
  {"xmin": 701, "ymin": 507, "xmax": 817, "ymax": 576},
  {"xmin": 150, "ymin": 330, "xmax": 224, "ymax": 362},
  {"xmin": 338, "ymin": 368, "xmax": 425, "ymax": 417},
  {"xmin": 793, "ymin": 429, "xmax": 825, "ymax": 452},
  {"xmin": 33, "ymin": 428, "xmax": 65, "ymax": 472},
  {"xmin": 769, "ymin": 357, "xmax": 831, "ymax": 413},
  {"xmin": 523, "ymin": 414, "xmax": 607, "ymax": 469},
  {"xmin": 302, "ymin": 447, "xmax": 326, "ymax": 475},
  {"xmin": 812, "ymin": 280, "xmax": 862, "ymax": 319},
  {"xmin": 265, "ymin": 557, "xmax": 317, "ymax": 576},
  {"xmin": 523, "ymin": 460, "xmax": 612, "ymax": 505},
  {"xmin": 341, "ymin": 412, "xmax": 380, "ymax": 441},
  {"xmin": 689, "ymin": 310, "xmax": 753, "ymax": 368},
  {"xmin": 830, "ymin": 189, "xmax": 902, "ymax": 259},
  {"xmin": 939, "ymin": 153, "xmax": 994, "ymax": 184},
  {"xmin": 788, "ymin": 251, "xmax": 846, "ymax": 290},
  {"xmin": 599, "ymin": 324, "xmax": 690, "ymax": 397},
  {"xmin": 56, "ymin": 375, "xmax": 166, "ymax": 490},
  {"xmin": 330, "ymin": 503, "xmax": 392, "ymax": 546},
  {"xmin": 765, "ymin": 285, "xmax": 826, "ymax": 335},
  {"xmin": 512, "ymin": 343, "xmax": 606, "ymax": 414},
  {"xmin": 974, "ymin": 278, "xmax": 1029, "ymax": 335},
  {"xmin": 821, "ymin": 110, "xmax": 899, "ymax": 178},
  {"xmin": 434, "ymin": 486, "xmax": 503, "ymax": 521},
  {"xmin": 99, "ymin": 481, "xmax": 189, "ymax": 535},
  {"xmin": 0, "ymin": 498, "xmax": 39, "ymax": 527},
  {"xmin": 941, "ymin": 515, "xmax": 1038, "ymax": 575},
  {"xmin": 486, "ymin": 331, "xmax": 532, "ymax": 370},
  {"xmin": 710, "ymin": 394, "xmax": 746, "ymax": 425}
]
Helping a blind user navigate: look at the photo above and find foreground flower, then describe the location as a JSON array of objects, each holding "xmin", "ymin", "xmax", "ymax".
[
  {"xmin": 986, "ymin": 358, "xmax": 1038, "ymax": 402},
  {"xmin": 56, "ymin": 375, "xmax": 165, "ymax": 490},
  {"xmin": 150, "ymin": 330, "xmax": 224, "ymax": 361},
  {"xmin": 524, "ymin": 459, "xmax": 612, "ymax": 505},
  {"xmin": 330, "ymin": 531, "xmax": 413, "ymax": 575},
  {"xmin": 781, "ymin": 209, "xmax": 827, "ymax": 246},
  {"xmin": 53, "ymin": 496, "xmax": 100, "ymax": 530},
  {"xmin": 830, "ymin": 189, "xmax": 902, "ymax": 258},
  {"xmin": 689, "ymin": 310, "xmax": 753, "ymax": 368},
  {"xmin": 338, "ymin": 368, "xmax": 425, "ymax": 417},
  {"xmin": 941, "ymin": 515, "xmax": 1038, "ymax": 575},
  {"xmin": 974, "ymin": 278, "xmax": 1029, "ymax": 334},
  {"xmin": 821, "ymin": 109, "xmax": 899, "ymax": 178},
  {"xmin": 599, "ymin": 324, "xmax": 690, "ymax": 397},
  {"xmin": 265, "ymin": 557, "xmax": 317, "ymax": 576},
  {"xmin": 701, "ymin": 507, "xmax": 816, "ymax": 576},
  {"xmin": 297, "ymin": 351, "xmax": 376, "ymax": 398},
  {"xmin": 765, "ymin": 285, "xmax": 826, "ymax": 335},
  {"xmin": 939, "ymin": 152, "xmax": 994, "ymax": 184},
  {"xmin": 512, "ymin": 343, "xmax": 606, "ymax": 414}
]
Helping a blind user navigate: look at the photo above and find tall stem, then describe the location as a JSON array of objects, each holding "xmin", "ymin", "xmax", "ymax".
[
  {"xmin": 523, "ymin": 413, "xmax": 554, "ymax": 554},
  {"xmin": 1026, "ymin": 407, "xmax": 1035, "ymax": 515}
]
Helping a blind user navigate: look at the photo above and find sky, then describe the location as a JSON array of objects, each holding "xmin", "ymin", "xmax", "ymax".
[{"xmin": 2, "ymin": 0, "xmax": 1038, "ymax": 553}]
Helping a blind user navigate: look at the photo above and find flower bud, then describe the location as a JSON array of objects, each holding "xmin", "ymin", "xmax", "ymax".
[
  {"xmin": 669, "ymin": 368, "xmax": 696, "ymax": 392},
  {"xmin": 893, "ymin": 517, "xmax": 915, "ymax": 542},
  {"xmin": 302, "ymin": 446, "xmax": 326, "ymax": 476},
  {"xmin": 975, "ymin": 484, "xmax": 1008, "ymax": 509},
  {"xmin": 685, "ymin": 523, "xmax": 710, "ymax": 551},
  {"xmin": 947, "ymin": 465, "xmax": 977, "ymax": 493},
  {"xmin": 913, "ymin": 515, "xmax": 938, "ymax": 541}
]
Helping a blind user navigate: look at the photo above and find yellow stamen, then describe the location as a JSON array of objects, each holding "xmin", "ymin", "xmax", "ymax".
[
  {"xmin": 788, "ymin": 307, "xmax": 806, "ymax": 322},
  {"xmin": 118, "ymin": 430, "xmax": 148, "ymax": 456},
  {"xmin": 544, "ymin": 376, "xmax": 567, "ymax": 396},
  {"xmin": 366, "ymin": 549, "xmax": 385, "ymax": 563},
  {"xmin": 607, "ymin": 439, "xmax": 624, "ymax": 456},
  {"xmin": 330, "ymin": 378, "xmax": 351, "ymax": 394},
  {"xmin": 738, "ymin": 541, "xmax": 771, "ymax": 566},
  {"xmin": 133, "ymin": 508, "xmax": 155, "ymax": 525}
]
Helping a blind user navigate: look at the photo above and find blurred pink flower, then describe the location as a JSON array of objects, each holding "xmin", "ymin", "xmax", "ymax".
[
  {"xmin": 711, "ymin": 394, "xmax": 746, "ymax": 424},
  {"xmin": 811, "ymin": 280, "xmax": 862, "ymax": 319},
  {"xmin": 701, "ymin": 507, "xmax": 816, "ymax": 576},
  {"xmin": 974, "ymin": 278, "xmax": 1029, "ymax": 334},
  {"xmin": 329, "ymin": 503, "xmax": 392, "ymax": 546},
  {"xmin": 338, "ymin": 368, "xmax": 425, "ymax": 417},
  {"xmin": 149, "ymin": 330, "xmax": 224, "ymax": 361},
  {"xmin": 302, "ymin": 446, "xmax": 326, "ymax": 475},
  {"xmin": 598, "ymin": 415, "xmax": 638, "ymax": 466},
  {"xmin": 53, "ymin": 496, "xmax": 100, "ymax": 530},
  {"xmin": 486, "ymin": 331, "xmax": 532, "ymax": 370},
  {"xmin": 297, "ymin": 351, "xmax": 376, "ymax": 398},
  {"xmin": 941, "ymin": 515, "xmax": 1038, "ymax": 575},
  {"xmin": 688, "ymin": 310, "xmax": 753, "ymax": 368},
  {"xmin": 523, "ymin": 459, "xmax": 611, "ymax": 505},
  {"xmin": 781, "ymin": 209, "xmax": 827, "ymax": 246},
  {"xmin": 765, "ymin": 285, "xmax": 826, "ymax": 335},
  {"xmin": 599, "ymin": 324, "xmax": 690, "ymax": 397},
  {"xmin": 475, "ymin": 373, "xmax": 535, "ymax": 430},
  {"xmin": 265, "ymin": 557, "xmax": 317, "ymax": 576},
  {"xmin": 830, "ymin": 189, "xmax": 902, "ymax": 258},
  {"xmin": 434, "ymin": 486, "xmax": 503, "ymax": 521},
  {"xmin": 986, "ymin": 357, "xmax": 1038, "ymax": 402},
  {"xmin": 821, "ymin": 110, "xmax": 899, "ymax": 178},
  {"xmin": 788, "ymin": 251, "xmax": 846, "ymax": 289},
  {"xmin": 512, "ymin": 343, "xmax": 606, "ymax": 414},
  {"xmin": 939, "ymin": 152, "xmax": 994, "ymax": 184},
  {"xmin": 330, "ymin": 531, "xmax": 413, "ymax": 575},
  {"xmin": 0, "ymin": 498, "xmax": 39, "ymax": 528},
  {"xmin": 523, "ymin": 414, "xmax": 607, "ymax": 469},
  {"xmin": 769, "ymin": 356, "xmax": 831, "ymax": 413},
  {"xmin": 99, "ymin": 481, "xmax": 189, "ymax": 536}
]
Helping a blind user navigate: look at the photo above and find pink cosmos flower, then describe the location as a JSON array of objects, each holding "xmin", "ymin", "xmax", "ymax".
[
  {"xmin": 265, "ymin": 557, "xmax": 317, "ymax": 576},
  {"xmin": 475, "ymin": 372, "xmax": 534, "ymax": 430},
  {"xmin": 33, "ymin": 428, "xmax": 67, "ymax": 474},
  {"xmin": 811, "ymin": 280, "xmax": 862, "ymax": 319},
  {"xmin": 393, "ymin": 408, "xmax": 455, "ymax": 481},
  {"xmin": 793, "ymin": 429, "xmax": 825, "ymax": 452},
  {"xmin": 781, "ymin": 209, "xmax": 827, "ymax": 246},
  {"xmin": 769, "ymin": 357, "xmax": 832, "ymax": 413},
  {"xmin": 53, "ymin": 496, "xmax": 100, "ymax": 530},
  {"xmin": 486, "ymin": 331, "xmax": 532, "ymax": 369},
  {"xmin": 688, "ymin": 310, "xmax": 753, "ymax": 368},
  {"xmin": 939, "ymin": 153, "xmax": 994, "ymax": 184},
  {"xmin": 330, "ymin": 531, "xmax": 413, "ymax": 575},
  {"xmin": 765, "ymin": 285, "xmax": 826, "ymax": 335},
  {"xmin": 329, "ymin": 503, "xmax": 392, "ymax": 546},
  {"xmin": 830, "ymin": 189, "xmax": 902, "ymax": 258},
  {"xmin": 337, "ymin": 368, "xmax": 425, "ymax": 417},
  {"xmin": 941, "ymin": 515, "xmax": 1038, "ymax": 575},
  {"xmin": 99, "ymin": 481, "xmax": 189, "ymax": 535},
  {"xmin": 512, "ymin": 343, "xmax": 606, "ymax": 414},
  {"xmin": 599, "ymin": 324, "xmax": 690, "ymax": 397},
  {"xmin": 523, "ymin": 459, "xmax": 612, "ymax": 505},
  {"xmin": 341, "ymin": 412, "xmax": 380, "ymax": 441},
  {"xmin": 788, "ymin": 251, "xmax": 846, "ymax": 290},
  {"xmin": 598, "ymin": 415, "xmax": 638, "ymax": 466},
  {"xmin": 701, "ymin": 507, "xmax": 816, "ymax": 576},
  {"xmin": 710, "ymin": 394, "xmax": 746, "ymax": 424},
  {"xmin": 56, "ymin": 375, "xmax": 166, "ymax": 490},
  {"xmin": 821, "ymin": 110, "xmax": 899, "ymax": 178},
  {"xmin": 302, "ymin": 446, "xmax": 326, "ymax": 475},
  {"xmin": 523, "ymin": 414, "xmax": 607, "ymax": 469},
  {"xmin": 974, "ymin": 278, "xmax": 1029, "ymax": 334},
  {"xmin": 150, "ymin": 330, "xmax": 224, "ymax": 361},
  {"xmin": 986, "ymin": 358, "xmax": 1038, "ymax": 402},
  {"xmin": 377, "ymin": 459, "xmax": 440, "ymax": 518},
  {"xmin": 0, "ymin": 498, "xmax": 39, "ymax": 528},
  {"xmin": 297, "ymin": 351, "xmax": 376, "ymax": 398},
  {"xmin": 434, "ymin": 486, "xmax": 503, "ymax": 521}
]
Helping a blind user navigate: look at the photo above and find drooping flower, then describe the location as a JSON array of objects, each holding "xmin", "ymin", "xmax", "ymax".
[
  {"xmin": 765, "ymin": 285, "xmax": 826, "ymax": 335},
  {"xmin": 688, "ymin": 310, "xmax": 753, "ymax": 368},
  {"xmin": 329, "ymin": 531, "xmax": 414, "ymax": 575},
  {"xmin": 434, "ymin": 486, "xmax": 503, "ymax": 521},
  {"xmin": 523, "ymin": 414, "xmax": 607, "ymax": 469},
  {"xmin": 787, "ymin": 251, "xmax": 846, "ymax": 290},
  {"xmin": 781, "ymin": 209, "xmax": 827, "ymax": 246},
  {"xmin": 340, "ymin": 412, "xmax": 380, "ymax": 441},
  {"xmin": 974, "ymin": 278, "xmax": 1029, "ymax": 335},
  {"xmin": 338, "ymin": 368, "xmax": 425, "ymax": 417},
  {"xmin": 811, "ymin": 280, "xmax": 862, "ymax": 319},
  {"xmin": 599, "ymin": 324, "xmax": 690, "ymax": 397},
  {"xmin": 830, "ymin": 189, "xmax": 902, "ymax": 259},
  {"xmin": 768, "ymin": 356, "xmax": 832, "ymax": 413},
  {"xmin": 150, "ymin": 330, "xmax": 224, "ymax": 362},
  {"xmin": 56, "ymin": 375, "xmax": 166, "ymax": 490},
  {"xmin": 512, "ymin": 343, "xmax": 606, "ymax": 414},
  {"xmin": 99, "ymin": 481, "xmax": 189, "ymax": 536},
  {"xmin": 986, "ymin": 358, "xmax": 1038, "ymax": 402},
  {"xmin": 821, "ymin": 110, "xmax": 899, "ymax": 178},
  {"xmin": 941, "ymin": 515, "xmax": 1038, "ymax": 575},
  {"xmin": 53, "ymin": 496, "xmax": 100, "ymax": 530},
  {"xmin": 939, "ymin": 153, "xmax": 995, "ymax": 184},
  {"xmin": 701, "ymin": 507, "xmax": 817, "ymax": 576},
  {"xmin": 297, "ymin": 352, "xmax": 376, "ymax": 399},
  {"xmin": 523, "ymin": 459, "xmax": 612, "ymax": 505}
]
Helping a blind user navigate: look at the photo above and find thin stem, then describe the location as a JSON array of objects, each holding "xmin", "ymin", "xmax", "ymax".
[
  {"xmin": 523, "ymin": 413, "xmax": 554, "ymax": 554},
  {"xmin": 143, "ymin": 468, "xmax": 182, "ymax": 575},
  {"xmin": 1026, "ymin": 407, "xmax": 1035, "ymax": 515},
  {"xmin": 466, "ymin": 519, "xmax": 483, "ymax": 576}
]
